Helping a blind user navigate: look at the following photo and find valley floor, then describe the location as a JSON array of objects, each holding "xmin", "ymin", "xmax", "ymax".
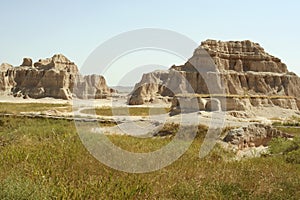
[
  {"xmin": 0, "ymin": 116, "xmax": 299, "ymax": 199},
  {"xmin": 0, "ymin": 97, "xmax": 300, "ymax": 198}
]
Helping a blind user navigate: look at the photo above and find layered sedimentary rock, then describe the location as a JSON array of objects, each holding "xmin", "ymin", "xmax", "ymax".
[
  {"xmin": 0, "ymin": 54, "xmax": 113, "ymax": 99},
  {"xmin": 20, "ymin": 58, "xmax": 33, "ymax": 67},
  {"xmin": 170, "ymin": 95, "xmax": 299, "ymax": 115},
  {"xmin": 74, "ymin": 74, "xmax": 114, "ymax": 99},
  {"xmin": 0, "ymin": 63, "xmax": 14, "ymax": 95},
  {"xmin": 223, "ymin": 124, "xmax": 293, "ymax": 149},
  {"xmin": 128, "ymin": 40, "xmax": 300, "ymax": 112}
]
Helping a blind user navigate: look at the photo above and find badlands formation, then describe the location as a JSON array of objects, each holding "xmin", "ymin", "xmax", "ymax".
[
  {"xmin": 0, "ymin": 40, "xmax": 299, "ymax": 155},
  {"xmin": 0, "ymin": 54, "xmax": 114, "ymax": 100},
  {"xmin": 128, "ymin": 40, "xmax": 300, "ymax": 115}
]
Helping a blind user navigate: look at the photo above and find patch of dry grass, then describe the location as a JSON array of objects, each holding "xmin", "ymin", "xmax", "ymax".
[
  {"xmin": 0, "ymin": 102, "xmax": 71, "ymax": 114},
  {"xmin": 175, "ymin": 93, "xmax": 296, "ymax": 99},
  {"xmin": 81, "ymin": 106, "xmax": 171, "ymax": 116}
]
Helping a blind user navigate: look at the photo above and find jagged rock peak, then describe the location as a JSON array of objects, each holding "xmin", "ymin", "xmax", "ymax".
[
  {"xmin": 0, "ymin": 63, "xmax": 13, "ymax": 71},
  {"xmin": 191, "ymin": 39, "xmax": 288, "ymax": 73},
  {"xmin": 33, "ymin": 54, "xmax": 78, "ymax": 73},
  {"xmin": 20, "ymin": 58, "xmax": 33, "ymax": 67},
  {"xmin": 200, "ymin": 39, "xmax": 266, "ymax": 55},
  {"xmin": 0, "ymin": 54, "xmax": 114, "ymax": 100},
  {"xmin": 200, "ymin": 39, "xmax": 266, "ymax": 54}
]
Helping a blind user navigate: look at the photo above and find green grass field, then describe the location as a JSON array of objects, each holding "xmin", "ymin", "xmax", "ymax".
[
  {"xmin": 80, "ymin": 107, "xmax": 171, "ymax": 116},
  {"xmin": 272, "ymin": 115, "xmax": 300, "ymax": 136},
  {"xmin": 0, "ymin": 102, "xmax": 71, "ymax": 114},
  {"xmin": 0, "ymin": 103, "xmax": 170, "ymax": 117},
  {"xmin": 1, "ymin": 115, "xmax": 300, "ymax": 199}
]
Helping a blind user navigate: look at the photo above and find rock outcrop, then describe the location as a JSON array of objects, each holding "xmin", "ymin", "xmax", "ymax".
[
  {"xmin": 0, "ymin": 63, "xmax": 13, "ymax": 71},
  {"xmin": 0, "ymin": 63, "xmax": 14, "ymax": 95},
  {"xmin": 20, "ymin": 58, "xmax": 33, "ymax": 67},
  {"xmin": 128, "ymin": 40, "xmax": 300, "ymax": 112},
  {"xmin": 170, "ymin": 95, "xmax": 299, "ymax": 115},
  {"xmin": 0, "ymin": 54, "xmax": 114, "ymax": 99},
  {"xmin": 201, "ymin": 40, "xmax": 288, "ymax": 73},
  {"xmin": 74, "ymin": 74, "xmax": 114, "ymax": 99},
  {"xmin": 223, "ymin": 124, "xmax": 293, "ymax": 149}
]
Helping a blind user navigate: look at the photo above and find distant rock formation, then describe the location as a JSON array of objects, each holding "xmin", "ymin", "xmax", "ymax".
[
  {"xmin": 128, "ymin": 40, "xmax": 300, "ymax": 112},
  {"xmin": 74, "ymin": 74, "xmax": 114, "ymax": 99},
  {"xmin": 0, "ymin": 63, "xmax": 14, "ymax": 95},
  {"xmin": 0, "ymin": 54, "xmax": 114, "ymax": 100}
]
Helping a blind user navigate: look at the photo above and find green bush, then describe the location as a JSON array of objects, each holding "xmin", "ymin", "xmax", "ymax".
[
  {"xmin": 269, "ymin": 137, "xmax": 300, "ymax": 164},
  {"xmin": 286, "ymin": 149, "xmax": 300, "ymax": 164}
]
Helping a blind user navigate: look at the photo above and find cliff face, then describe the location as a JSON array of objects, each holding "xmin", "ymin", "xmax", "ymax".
[
  {"xmin": 128, "ymin": 40, "xmax": 300, "ymax": 111},
  {"xmin": 199, "ymin": 40, "xmax": 299, "ymax": 97},
  {"xmin": 200, "ymin": 40, "xmax": 288, "ymax": 73},
  {"xmin": 0, "ymin": 54, "xmax": 113, "ymax": 100},
  {"xmin": 74, "ymin": 74, "xmax": 114, "ymax": 99}
]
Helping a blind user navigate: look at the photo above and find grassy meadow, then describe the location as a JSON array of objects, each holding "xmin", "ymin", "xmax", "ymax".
[
  {"xmin": 0, "ymin": 103, "xmax": 71, "ymax": 114},
  {"xmin": 80, "ymin": 107, "xmax": 171, "ymax": 116},
  {"xmin": 0, "ymin": 113, "xmax": 300, "ymax": 199}
]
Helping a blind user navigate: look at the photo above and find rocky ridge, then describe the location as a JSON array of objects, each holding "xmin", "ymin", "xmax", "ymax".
[
  {"xmin": 0, "ymin": 54, "xmax": 114, "ymax": 100},
  {"xmin": 128, "ymin": 40, "xmax": 300, "ymax": 113}
]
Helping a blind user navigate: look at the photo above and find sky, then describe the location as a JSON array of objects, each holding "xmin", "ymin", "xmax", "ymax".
[{"xmin": 0, "ymin": 0, "xmax": 299, "ymax": 86}]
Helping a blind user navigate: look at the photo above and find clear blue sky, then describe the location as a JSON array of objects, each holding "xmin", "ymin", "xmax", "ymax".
[{"xmin": 1, "ymin": 0, "xmax": 299, "ymax": 85}]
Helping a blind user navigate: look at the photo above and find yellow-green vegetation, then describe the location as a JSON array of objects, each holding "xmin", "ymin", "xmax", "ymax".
[
  {"xmin": 273, "ymin": 116, "xmax": 300, "ymax": 133},
  {"xmin": 175, "ymin": 93, "xmax": 296, "ymax": 99},
  {"xmin": 0, "ymin": 116, "xmax": 300, "ymax": 199},
  {"xmin": 275, "ymin": 127, "xmax": 300, "ymax": 136},
  {"xmin": 269, "ymin": 137, "xmax": 300, "ymax": 164},
  {"xmin": 0, "ymin": 102, "xmax": 71, "ymax": 114},
  {"xmin": 81, "ymin": 106, "xmax": 171, "ymax": 116}
]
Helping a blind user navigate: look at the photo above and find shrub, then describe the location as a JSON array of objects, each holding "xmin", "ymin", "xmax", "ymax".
[
  {"xmin": 269, "ymin": 137, "xmax": 300, "ymax": 164},
  {"xmin": 286, "ymin": 149, "xmax": 300, "ymax": 164}
]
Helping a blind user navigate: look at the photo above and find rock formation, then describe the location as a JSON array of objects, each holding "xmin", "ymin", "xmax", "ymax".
[
  {"xmin": 0, "ymin": 54, "xmax": 114, "ymax": 99},
  {"xmin": 128, "ymin": 40, "xmax": 300, "ymax": 112},
  {"xmin": 74, "ymin": 74, "xmax": 114, "ymax": 99},
  {"xmin": 223, "ymin": 124, "xmax": 293, "ymax": 150},
  {"xmin": 0, "ymin": 63, "xmax": 14, "ymax": 96},
  {"xmin": 20, "ymin": 58, "xmax": 33, "ymax": 67}
]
